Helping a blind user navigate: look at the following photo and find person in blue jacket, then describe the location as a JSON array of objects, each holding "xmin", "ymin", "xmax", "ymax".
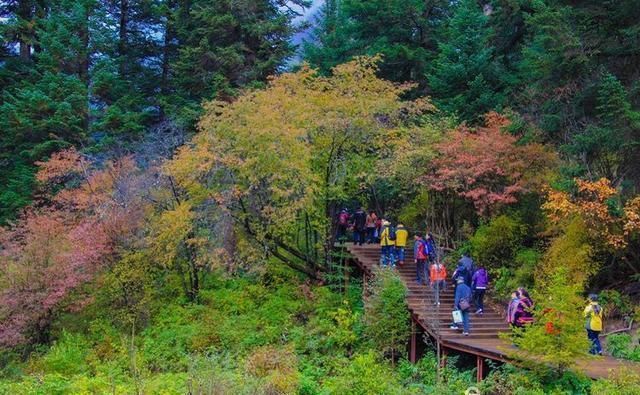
[{"xmin": 450, "ymin": 277, "xmax": 472, "ymax": 336}]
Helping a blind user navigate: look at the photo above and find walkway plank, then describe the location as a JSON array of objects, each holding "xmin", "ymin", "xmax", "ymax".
[{"xmin": 345, "ymin": 243, "xmax": 640, "ymax": 379}]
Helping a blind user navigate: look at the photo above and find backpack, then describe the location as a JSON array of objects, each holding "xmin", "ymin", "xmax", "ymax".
[
  {"xmin": 422, "ymin": 240, "xmax": 432, "ymax": 255},
  {"xmin": 339, "ymin": 212, "xmax": 349, "ymax": 225},
  {"xmin": 459, "ymin": 297, "xmax": 471, "ymax": 311},
  {"xmin": 388, "ymin": 226, "xmax": 397, "ymax": 241}
]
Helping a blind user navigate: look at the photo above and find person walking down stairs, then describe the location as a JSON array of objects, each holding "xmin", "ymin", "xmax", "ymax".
[{"xmin": 414, "ymin": 234, "xmax": 428, "ymax": 285}]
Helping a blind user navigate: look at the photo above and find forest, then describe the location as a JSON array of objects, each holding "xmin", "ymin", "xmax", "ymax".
[{"xmin": 1, "ymin": 0, "xmax": 640, "ymax": 393}]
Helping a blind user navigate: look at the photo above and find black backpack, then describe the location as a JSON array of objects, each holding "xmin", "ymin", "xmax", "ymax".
[{"xmin": 388, "ymin": 226, "xmax": 397, "ymax": 241}]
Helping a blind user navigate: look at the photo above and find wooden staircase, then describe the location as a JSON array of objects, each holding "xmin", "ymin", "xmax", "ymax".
[{"xmin": 345, "ymin": 242, "xmax": 640, "ymax": 380}]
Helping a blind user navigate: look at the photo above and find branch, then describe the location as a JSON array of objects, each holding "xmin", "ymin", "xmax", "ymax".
[{"xmin": 602, "ymin": 319, "xmax": 634, "ymax": 337}]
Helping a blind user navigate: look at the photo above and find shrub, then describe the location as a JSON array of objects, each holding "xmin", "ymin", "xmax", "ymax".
[
  {"xmin": 245, "ymin": 345, "xmax": 299, "ymax": 394},
  {"xmin": 364, "ymin": 268, "xmax": 410, "ymax": 364},
  {"xmin": 470, "ymin": 214, "xmax": 527, "ymax": 270},
  {"xmin": 591, "ymin": 368, "xmax": 640, "ymax": 395},
  {"xmin": 599, "ymin": 290, "xmax": 634, "ymax": 319},
  {"xmin": 606, "ymin": 334, "xmax": 640, "ymax": 361},
  {"xmin": 323, "ymin": 352, "xmax": 405, "ymax": 395}
]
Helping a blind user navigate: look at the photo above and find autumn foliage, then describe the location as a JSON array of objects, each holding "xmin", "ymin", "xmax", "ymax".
[
  {"xmin": 543, "ymin": 178, "xmax": 640, "ymax": 250},
  {"xmin": 424, "ymin": 112, "xmax": 557, "ymax": 216},
  {"xmin": 0, "ymin": 149, "xmax": 145, "ymax": 347}
]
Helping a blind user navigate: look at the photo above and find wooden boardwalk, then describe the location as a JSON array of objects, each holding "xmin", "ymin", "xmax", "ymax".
[{"xmin": 345, "ymin": 243, "xmax": 640, "ymax": 381}]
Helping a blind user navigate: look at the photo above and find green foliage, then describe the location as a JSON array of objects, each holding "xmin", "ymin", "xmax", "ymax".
[
  {"xmin": 599, "ymin": 290, "xmax": 634, "ymax": 319},
  {"xmin": 606, "ymin": 334, "xmax": 640, "ymax": 362},
  {"xmin": 493, "ymin": 248, "xmax": 540, "ymax": 300},
  {"xmin": 324, "ymin": 351, "xmax": 405, "ymax": 395},
  {"xmin": 364, "ymin": 269, "xmax": 410, "ymax": 362},
  {"xmin": 305, "ymin": 0, "xmax": 450, "ymax": 88},
  {"xmin": 429, "ymin": 0, "xmax": 504, "ymax": 121},
  {"xmin": 470, "ymin": 214, "xmax": 527, "ymax": 270},
  {"xmin": 592, "ymin": 369, "xmax": 640, "ymax": 395}
]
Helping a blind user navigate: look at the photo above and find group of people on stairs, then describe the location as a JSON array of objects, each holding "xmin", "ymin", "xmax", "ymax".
[{"xmin": 337, "ymin": 210, "xmax": 605, "ymax": 353}]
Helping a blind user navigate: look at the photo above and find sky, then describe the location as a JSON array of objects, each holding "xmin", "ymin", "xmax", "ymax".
[{"xmin": 289, "ymin": 0, "xmax": 324, "ymax": 66}]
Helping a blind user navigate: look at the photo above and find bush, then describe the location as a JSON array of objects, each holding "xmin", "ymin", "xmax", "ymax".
[
  {"xmin": 470, "ymin": 215, "xmax": 527, "ymax": 270},
  {"xmin": 364, "ymin": 268, "xmax": 410, "ymax": 363},
  {"xmin": 493, "ymin": 248, "xmax": 539, "ymax": 300},
  {"xmin": 324, "ymin": 352, "xmax": 405, "ymax": 395},
  {"xmin": 592, "ymin": 368, "xmax": 640, "ymax": 395},
  {"xmin": 599, "ymin": 290, "xmax": 634, "ymax": 319},
  {"xmin": 606, "ymin": 334, "xmax": 640, "ymax": 361}
]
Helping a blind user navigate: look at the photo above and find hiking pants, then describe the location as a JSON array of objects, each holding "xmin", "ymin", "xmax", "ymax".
[
  {"xmin": 474, "ymin": 289, "xmax": 485, "ymax": 311},
  {"xmin": 353, "ymin": 229, "xmax": 365, "ymax": 245},
  {"xmin": 432, "ymin": 280, "xmax": 445, "ymax": 304},
  {"xmin": 366, "ymin": 227, "xmax": 375, "ymax": 243},
  {"xmin": 461, "ymin": 310, "xmax": 470, "ymax": 332},
  {"xmin": 587, "ymin": 329, "xmax": 602, "ymax": 355},
  {"xmin": 396, "ymin": 247, "xmax": 405, "ymax": 263},
  {"xmin": 381, "ymin": 246, "xmax": 394, "ymax": 267},
  {"xmin": 416, "ymin": 259, "xmax": 427, "ymax": 284}
]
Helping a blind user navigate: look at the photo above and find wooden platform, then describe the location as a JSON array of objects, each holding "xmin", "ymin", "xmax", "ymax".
[{"xmin": 345, "ymin": 243, "xmax": 640, "ymax": 380}]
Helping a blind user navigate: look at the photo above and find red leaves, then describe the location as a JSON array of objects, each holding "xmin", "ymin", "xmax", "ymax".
[
  {"xmin": 424, "ymin": 112, "xmax": 556, "ymax": 216},
  {"xmin": 0, "ymin": 151, "xmax": 143, "ymax": 347}
]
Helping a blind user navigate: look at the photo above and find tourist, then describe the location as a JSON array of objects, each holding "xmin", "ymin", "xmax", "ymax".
[
  {"xmin": 507, "ymin": 291, "xmax": 522, "ymax": 330},
  {"xmin": 337, "ymin": 209, "xmax": 350, "ymax": 242},
  {"xmin": 425, "ymin": 232, "xmax": 437, "ymax": 263},
  {"xmin": 365, "ymin": 211, "xmax": 377, "ymax": 243},
  {"xmin": 430, "ymin": 260, "xmax": 447, "ymax": 305},
  {"xmin": 584, "ymin": 294, "xmax": 604, "ymax": 355},
  {"xmin": 395, "ymin": 223, "xmax": 408, "ymax": 266},
  {"xmin": 517, "ymin": 288, "xmax": 534, "ymax": 326},
  {"xmin": 414, "ymin": 235, "xmax": 428, "ymax": 285},
  {"xmin": 451, "ymin": 277, "xmax": 472, "ymax": 336},
  {"xmin": 374, "ymin": 216, "xmax": 383, "ymax": 243},
  {"xmin": 459, "ymin": 252, "xmax": 474, "ymax": 287},
  {"xmin": 352, "ymin": 207, "xmax": 367, "ymax": 246},
  {"xmin": 379, "ymin": 220, "xmax": 395, "ymax": 268},
  {"xmin": 471, "ymin": 266, "xmax": 489, "ymax": 315},
  {"xmin": 452, "ymin": 260, "xmax": 468, "ymax": 294}
]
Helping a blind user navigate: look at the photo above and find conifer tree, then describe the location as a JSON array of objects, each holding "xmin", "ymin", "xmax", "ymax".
[{"xmin": 428, "ymin": 0, "xmax": 504, "ymax": 122}]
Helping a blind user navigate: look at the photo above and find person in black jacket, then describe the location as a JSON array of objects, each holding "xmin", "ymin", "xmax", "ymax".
[{"xmin": 352, "ymin": 207, "xmax": 367, "ymax": 246}]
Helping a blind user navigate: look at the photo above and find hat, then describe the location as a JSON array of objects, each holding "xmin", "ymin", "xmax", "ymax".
[{"xmin": 588, "ymin": 293, "xmax": 598, "ymax": 302}]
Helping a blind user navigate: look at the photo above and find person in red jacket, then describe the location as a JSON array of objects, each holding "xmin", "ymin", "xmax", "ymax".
[
  {"xmin": 414, "ymin": 235, "xmax": 428, "ymax": 285},
  {"xmin": 430, "ymin": 260, "xmax": 447, "ymax": 305}
]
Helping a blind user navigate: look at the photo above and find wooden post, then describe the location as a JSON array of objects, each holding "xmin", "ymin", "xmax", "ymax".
[
  {"xmin": 410, "ymin": 319, "xmax": 417, "ymax": 363},
  {"xmin": 440, "ymin": 346, "xmax": 448, "ymax": 368},
  {"xmin": 476, "ymin": 355, "xmax": 484, "ymax": 382}
]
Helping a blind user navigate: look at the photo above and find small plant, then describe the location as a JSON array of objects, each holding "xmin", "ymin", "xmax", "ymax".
[{"xmin": 364, "ymin": 268, "xmax": 410, "ymax": 365}]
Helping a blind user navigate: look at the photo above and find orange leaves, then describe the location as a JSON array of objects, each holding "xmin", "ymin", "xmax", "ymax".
[
  {"xmin": 35, "ymin": 147, "xmax": 87, "ymax": 184},
  {"xmin": 543, "ymin": 178, "xmax": 640, "ymax": 250},
  {"xmin": 425, "ymin": 112, "xmax": 557, "ymax": 216}
]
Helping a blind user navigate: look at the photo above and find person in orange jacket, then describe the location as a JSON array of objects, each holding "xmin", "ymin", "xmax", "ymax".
[{"xmin": 430, "ymin": 260, "xmax": 447, "ymax": 305}]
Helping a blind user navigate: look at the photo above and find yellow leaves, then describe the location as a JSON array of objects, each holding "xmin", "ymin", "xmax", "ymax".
[
  {"xmin": 150, "ymin": 202, "xmax": 194, "ymax": 266},
  {"xmin": 543, "ymin": 178, "xmax": 640, "ymax": 251}
]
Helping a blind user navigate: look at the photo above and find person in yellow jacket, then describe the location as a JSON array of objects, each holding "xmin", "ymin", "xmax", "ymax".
[
  {"xmin": 379, "ymin": 220, "xmax": 395, "ymax": 267},
  {"xmin": 394, "ymin": 224, "xmax": 408, "ymax": 266},
  {"xmin": 584, "ymin": 294, "xmax": 603, "ymax": 355}
]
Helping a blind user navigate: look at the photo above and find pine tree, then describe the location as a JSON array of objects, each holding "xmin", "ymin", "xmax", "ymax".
[
  {"xmin": 305, "ymin": 0, "xmax": 450, "ymax": 87},
  {"xmin": 428, "ymin": 0, "xmax": 504, "ymax": 122}
]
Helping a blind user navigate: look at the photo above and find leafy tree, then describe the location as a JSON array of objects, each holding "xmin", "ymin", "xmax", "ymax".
[
  {"xmin": 305, "ymin": 0, "xmax": 450, "ymax": 88},
  {"xmin": 428, "ymin": 0, "xmax": 504, "ymax": 121},
  {"xmin": 424, "ymin": 112, "xmax": 557, "ymax": 217},
  {"xmin": 0, "ymin": 149, "xmax": 146, "ymax": 347},
  {"xmin": 364, "ymin": 269, "xmax": 409, "ymax": 365},
  {"xmin": 166, "ymin": 57, "xmax": 432, "ymax": 277}
]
